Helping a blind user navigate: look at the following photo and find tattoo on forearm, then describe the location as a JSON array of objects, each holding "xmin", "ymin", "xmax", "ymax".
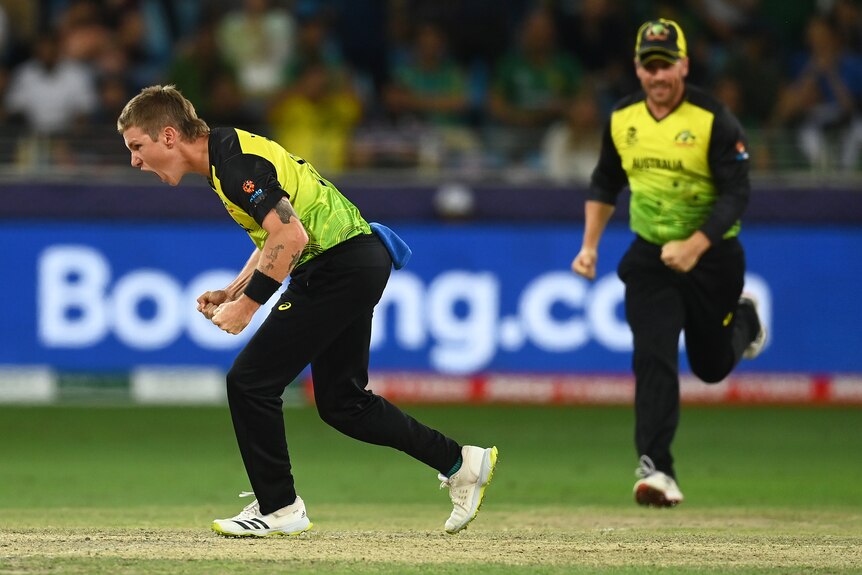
[
  {"xmin": 275, "ymin": 198, "xmax": 298, "ymax": 224},
  {"xmin": 263, "ymin": 199, "xmax": 304, "ymax": 273},
  {"xmin": 263, "ymin": 244, "xmax": 284, "ymax": 271},
  {"xmin": 288, "ymin": 250, "xmax": 302, "ymax": 271}
]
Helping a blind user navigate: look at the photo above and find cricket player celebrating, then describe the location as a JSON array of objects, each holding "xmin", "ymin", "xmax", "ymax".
[
  {"xmin": 118, "ymin": 85, "xmax": 498, "ymax": 536},
  {"xmin": 572, "ymin": 19, "xmax": 767, "ymax": 506}
]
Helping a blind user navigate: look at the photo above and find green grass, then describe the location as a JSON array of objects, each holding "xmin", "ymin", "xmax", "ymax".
[{"xmin": 1, "ymin": 404, "xmax": 861, "ymax": 573}]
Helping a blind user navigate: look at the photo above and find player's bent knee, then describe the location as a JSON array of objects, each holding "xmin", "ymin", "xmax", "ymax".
[
  {"xmin": 225, "ymin": 364, "xmax": 270, "ymax": 398},
  {"xmin": 315, "ymin": 404, "xmax": 353, "ymax": 431},
  {"xmin": 315, "ymin": 394, "xmax": 375, "ymax": 431}
]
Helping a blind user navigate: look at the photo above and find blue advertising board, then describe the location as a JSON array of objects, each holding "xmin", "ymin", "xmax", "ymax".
[{"xmin": 1, "ymin": 222, "xmax": 859, "ymax": 374}]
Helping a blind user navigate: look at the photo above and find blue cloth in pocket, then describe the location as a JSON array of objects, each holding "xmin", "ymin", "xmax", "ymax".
[{"xmin": 369, "ymin": 222, "xmax": 412, "ymax": 269}]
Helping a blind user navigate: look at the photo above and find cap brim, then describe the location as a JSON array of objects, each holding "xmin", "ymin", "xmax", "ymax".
[{"xmin": 637, "ymin": 49, "xmax": 681, "ymax": 64}]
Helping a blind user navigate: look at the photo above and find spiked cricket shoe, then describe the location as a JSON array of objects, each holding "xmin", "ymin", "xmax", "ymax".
[
  {"xmin": 212, "ymin": 492, "xmax": 312, "ymax": 537},
  {"xmin": 440, "ymin": 445, "xmax": 498, "ymax": 534}
]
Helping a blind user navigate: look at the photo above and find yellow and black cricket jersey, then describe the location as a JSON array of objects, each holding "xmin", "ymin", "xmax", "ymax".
[
  {"xmin": 590, "ymin": 85, "xmax": 751, "ymax": 245},
  {"xmin": 207, "ymin": 127, "xmax": 371, "ymax": 268}
]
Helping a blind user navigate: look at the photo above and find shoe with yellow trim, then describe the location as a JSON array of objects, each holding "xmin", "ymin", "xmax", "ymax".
[
  {"xmin": 439, "ymin": 445, "xmax": 498, "ymax": 534},
  {"xmin": 212, "ymin": 492, "xmax": 312, "ymax": 537}
]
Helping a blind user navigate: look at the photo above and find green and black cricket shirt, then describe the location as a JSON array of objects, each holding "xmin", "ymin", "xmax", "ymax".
[{"xmin": 590, "ymin": 85, "xmax": 751, "ymax": 245}]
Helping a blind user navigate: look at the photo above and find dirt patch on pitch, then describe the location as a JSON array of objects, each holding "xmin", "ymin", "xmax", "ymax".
[{"xmin": 4, "ymin": 510, "xmax": 862, "ymax": 572}]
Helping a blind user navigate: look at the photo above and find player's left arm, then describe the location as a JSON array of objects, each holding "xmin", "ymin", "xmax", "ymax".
[
  {"xmin": 210, "ymin": 152, "xmax": 308, "ymax": 334},
  {"xmin": 700, "ymin": 105, "xmax": 751, "ymax": 243},
  {"xmin": 256, "ymin": 197, "xmax": 309, "ymax": 282},
  {"xmin": 212, "ymin": 197, "xmax": 308, "ymax": 334},
  {"xmin": 663, "ymin": 106, "xmax": 751, "ymax": 272}
]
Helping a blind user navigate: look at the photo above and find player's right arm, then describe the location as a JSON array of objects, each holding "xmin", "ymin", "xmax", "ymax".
[
  {"xmin": 572, "ymin": 201, "xmax": 615, "ymax": 280},
  {"xmin": 572, "ymin": 115, "xmax": 626, "ymax": 281}
]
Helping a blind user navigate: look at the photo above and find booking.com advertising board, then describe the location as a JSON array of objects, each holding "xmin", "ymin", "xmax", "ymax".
[{"xmin": 1, "ymin": 222, "xmax": 860, "ymax": 375}]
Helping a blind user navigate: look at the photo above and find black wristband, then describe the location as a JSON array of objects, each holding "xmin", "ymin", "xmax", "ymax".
[{"xmin": 243, "ymin": 270, "xmax": 282, "ymax": 304}]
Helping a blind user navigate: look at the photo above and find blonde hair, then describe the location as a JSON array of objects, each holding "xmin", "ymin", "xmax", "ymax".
[{"xmin": 117, "ymin": 85, "xmax": 209, "ymax": 141}]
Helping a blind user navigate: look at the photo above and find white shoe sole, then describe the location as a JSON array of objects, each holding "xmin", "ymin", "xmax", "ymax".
[
  {"xmin": 446, "ymin": 446, "xmax": 498, "ymax": 534},
  {"xmin": 211, "ymin": 518, "xmax": 312, "ymax": 538},
  {"xmin": 634, "ymin": 481, "xmax": 683, "ymax": 508}
]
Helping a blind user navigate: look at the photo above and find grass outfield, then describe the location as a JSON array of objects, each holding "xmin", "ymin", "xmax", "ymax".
[{"xmin": 1, "ymin": 404, "xmax": 861, "ymax": 574}]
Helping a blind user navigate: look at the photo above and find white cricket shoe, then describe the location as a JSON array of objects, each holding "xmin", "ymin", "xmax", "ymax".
[
  {"xmin": 439, "ymin": 445, "xmax": 498, "ymax": 534},
  {"xmin": 739, "ymin": 294, "xmax": 768, "ymax": 359},
  {"xmin": 212, "ymin": 491, "xmax": 312, "ymax": 537},
  {"xmin": 633, "ymin": 455, "xmax": 684, "ymax": 507}
]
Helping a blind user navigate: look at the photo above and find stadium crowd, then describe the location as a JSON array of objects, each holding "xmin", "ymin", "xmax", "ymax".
[{"xmin": 1, "ymin": 0, "xmax": 861, "ymax": 180}]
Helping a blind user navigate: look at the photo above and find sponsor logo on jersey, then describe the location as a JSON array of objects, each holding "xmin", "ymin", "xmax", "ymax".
[
  {"xmin": 242, "ymin": 179, "xmax": 266, "ymax": 206},
  {"xmin": 735, "ymin": 141, "xmax": 750, "ymax": 161},
  {"xmin": 248, "ymin": 189, "xmax": 265, "ymax": 206},
  {"xmin": 674, "ymin": 130, "xmax": 696, "ymax": 146}
]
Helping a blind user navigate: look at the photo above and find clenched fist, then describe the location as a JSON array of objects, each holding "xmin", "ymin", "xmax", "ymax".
[{"xmin": 572, "ymin": 247, "xmax": 598, "ymax": 280}]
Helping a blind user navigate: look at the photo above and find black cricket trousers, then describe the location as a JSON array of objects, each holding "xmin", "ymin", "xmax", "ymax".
[
  {"xmin": 226, "ymin": 233, "xmax": 461, "ymax": 514},
  {"xmin": 618, "ymin": 235, "xmax": 758, "ymax": 480}
]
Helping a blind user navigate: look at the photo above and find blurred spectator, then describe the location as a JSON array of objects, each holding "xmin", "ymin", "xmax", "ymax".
[
  {"xmin": 540, "ymin": 88, "xmax": 602, "ymax": 184},
  {"xmin": 93, "ymin": 73, "xmax": 130, "ymax": 127},
  {"xmin": 4, "ymin": 31, "xmax": 97, "ymax": 135},
  {"xmin": 267, "ymin": 62, "xmax": 362, "ymax": 173},
  {"xmin": 383, "ymin": 21, "xmax": 479, "ymax": 171},
  {"xmin": 712, "ymin": 73, "xmax": 773, "ymax": 170},
  {"xmin": 553, "ymin": 0, "xmax": 637, "ymax": 112},
  {"xmin": 285, "ymin": 12, "xmax": 347, "ymax": 86},
  {"xmin": 323, "ymin": 0, "xmax": 389, "ymax": 96},
  {"xmin": 150, "ymin": 0, "xmax": 203, "ymax": 43},
  {"xmin": 0, "ymin": 0, "xmax": 847, "ymax": 176},
  {"xmin": 443, "ymin": 0, "xmax": 522, "ymax": 68},
  {"xmin": 3, "ymin": 31, "xmax": 97, "ymax": 167},
  {"xmin": 829, "ymin": 0, "xmax": 862, "ymax": 52},
  {"xmin": 686, "ymin": 0, "xmax": 761, "ymax": 42},
  {"xmin": 712, "ymin": 73, "xmax": 744, "ymax": 117},
  {"xmin": 206, "ymin": 72, "xmax": 260, "ymax": 131},
  {"xmin": 52, "ymin": 0, "xmax": 167, "ymax": 89},
  {"xmin": 285, "ymin": 10, "xmax": 376, "ymax": 127},
  {"xmin": 54, "ymin": 0, "xmax": 111, "ymax": 63},
  {"xmin": 69, "ymin": 73, "xmax": 133, "ymax": 166},
  {"xmin": 383, "ymin": 21, "xmax": 469, "ymax": 127},
  {"xmin": 165, "ymin": 21, "xmax": 240, "ymax": 120},
  {"xmin": 487, "ymin": 7, "xmax": 582, "ymax": 170},
  {"xmin": 216, "ymin": 0, "xmax": 296, "ymax": 103},
  {"xmin": 384, "ymin": 0, "xmax": 414, "ymax": 75},
  {"xmin": 772, "ymin": 15, "xmax": 862, "ymax": 169},
  {"xmin": 488, "ymin": 8, "xmax": 582, "ymax": 130},
  {"xmin": 111, "ymin": 3, "xmax": 163, "ymax": 88},
  {"xmin": 722, "ymin": 31, "xmax": 782, "ymax": 125}
]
